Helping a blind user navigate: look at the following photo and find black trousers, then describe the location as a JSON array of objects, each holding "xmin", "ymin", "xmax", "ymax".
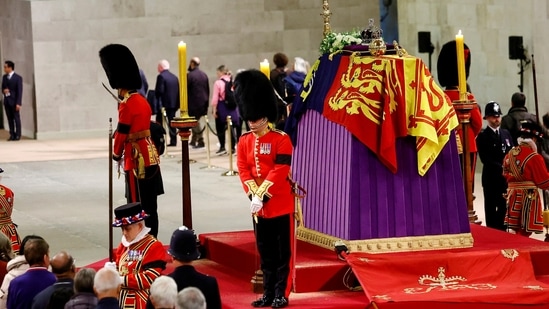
[
  {"xmin": 125, "ymin": 165, "xmax": 164, "ymax": 238},
  {"xmin": 254, "ymin": 214, "xmax": 291, "ymax": 298},
  {"xmin": 4, "ymin": 103, "xmax": 21, "ymax": 139},
  {"xmin": 215, "ymin": 117, "xmax": 241, "ymax": 150},
  {"xmin": 483, "ymin": 185, "xmax": 507, "ymax": 231},
  {"xmin": 156, "ymin": 108, "xmax": 178, "ymax": 146}
]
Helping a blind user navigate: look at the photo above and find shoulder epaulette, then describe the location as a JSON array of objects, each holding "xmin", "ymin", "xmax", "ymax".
[
  {"xmin": 271, "ymin": 128, "xmax": 287, "ymax": 136},
  {"xmin": 241, "ymin": 131, "xmax": 253, "ymax": 137}
]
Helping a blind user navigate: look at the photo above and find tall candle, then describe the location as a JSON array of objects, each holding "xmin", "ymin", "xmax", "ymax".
[
  {"xmin": 260, "ymin": 59, "xmax": 270, "ymax": 79},
  {"xmin": 455, "ymin": 30, "xmax": 467, "ymax": 101},
  {"xmin": 178, "ymin": 41, "xmax": 189, "ymax": 116}
]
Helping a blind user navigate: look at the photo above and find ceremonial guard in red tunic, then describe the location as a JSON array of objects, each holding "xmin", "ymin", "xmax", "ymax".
[
  {"xmin": 0, "ymin": 168, "xmax": 20, "ymax": 254},
  {"xmin": 503, "ymin": 122, "xmax": 549, "ymax": 236},
  {"xmin": 437, "ymin": 41, "xmax": 483, "ymax": 186},
  {"xmin": 99, "ymin": 44, "xmax": 164, "ymax": 238},
  {"xmin": 235, "ymin": 69, "xmax": 294, "ymax": 308},
  {"xmin": 106, "ymin": 202, "xmax": 166, "ymax": 309}
]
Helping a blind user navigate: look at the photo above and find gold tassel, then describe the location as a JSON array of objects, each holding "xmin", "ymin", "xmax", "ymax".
[{"xmin": 543, "ymin": 209, "xmax": 549, "ymax": 228}]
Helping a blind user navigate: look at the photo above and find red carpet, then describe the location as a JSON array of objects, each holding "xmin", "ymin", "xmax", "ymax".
[{"xmin": 86, "ymin": 225, "xmax": 549, "ymax": 308}]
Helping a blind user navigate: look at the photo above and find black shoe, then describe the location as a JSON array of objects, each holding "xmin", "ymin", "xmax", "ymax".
[
  {"xmin": 13, "ymin": 136, "xmax": 20, "ymax": 141},
  {"xmin": 189, "ymin": 141, "xmax": 196, "ymax": 147},
  {"xmin": 215, "ymin": 148, "xmax": 227, "ymax": 155},
  {"xmin": 7, "ymin": 137, "xmax": 14, "ymax": 141},
  {"xmin": 251, "ymin": 295, "xmax": 273, "ymax": 307},
  {"xmin": 271, "ymin": 296, "xmax": 288, "ymax": 308},
  {"xmin": 193, "ymin": 142, "xmax": 205, "ymax": 149},
  {"xmin": 167, "ymin": 143, "xmax": 177, "ymax": 147}
]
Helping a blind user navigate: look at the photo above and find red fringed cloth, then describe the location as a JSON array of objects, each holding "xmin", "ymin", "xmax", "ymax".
[{"xmin": 345, "ymin": 249, "xmax": 549, "ymax": 305}]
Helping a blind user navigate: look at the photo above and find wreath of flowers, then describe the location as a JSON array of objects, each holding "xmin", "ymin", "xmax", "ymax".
[
  {"xmin": 113, "ymin": 210, "xmax": 149, "ymax": 227},
  {"xmin": 319, "ymin": 30, "xmax": 362, "ymax": 55}
]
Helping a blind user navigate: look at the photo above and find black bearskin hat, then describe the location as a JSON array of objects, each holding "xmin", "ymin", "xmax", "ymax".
[
  {"xmin": 519, "ymin": 121, "xmax": 544, "ymax": 139},
  {"xmin": 436, "ymin": 40, "xmax": 471, "ymax": 88},
  {"xmin": 99, "ymin": 44, "xmax": 142, "ymax": 90},
  {"xmin": 233, "ymin": 69, "xmax": 278, "ymax": 123}
]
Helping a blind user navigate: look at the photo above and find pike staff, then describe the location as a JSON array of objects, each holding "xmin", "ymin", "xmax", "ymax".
[
  {"xmin": 108, "ymin": 117, "xmax": 114, "ymax": 261},
  {"xmin": 533, "ymin": 54, "xmax": 549, "ymax": 241}
]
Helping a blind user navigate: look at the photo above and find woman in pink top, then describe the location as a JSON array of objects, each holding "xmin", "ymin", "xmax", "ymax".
[{"xmin": 211, "ymin": 65, "xmax": 241, "ymax": 155}]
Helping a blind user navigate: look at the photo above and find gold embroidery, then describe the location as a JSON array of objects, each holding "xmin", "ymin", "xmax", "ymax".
[
  {"xmin": 501, "ymin": 249, "xmax": 519, "ymax": 261},
  {"xmin": 523, "ymin": 285, "xmax": 544, "ymax": 291},
  {"xmin": 404, "ymin": 267, "xmax": 496, "ymax": 294},
  {"xmin": 244, "ymin": 180, "xmax": 258, "ymax": 195},
  {"xmin": 297, "ymin": 226, "xmax": 473, "ymax": 253},
  {"xmin": 255, "ymin": 180, "xmax": 274, "ymax": 200}
]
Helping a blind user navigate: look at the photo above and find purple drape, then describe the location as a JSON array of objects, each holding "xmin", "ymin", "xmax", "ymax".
[{"xmin": 293, "ymin": 110, "xmax": 470, "ymax": 241}]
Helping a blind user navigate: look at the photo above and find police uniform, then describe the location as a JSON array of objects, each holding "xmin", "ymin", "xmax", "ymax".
[
  {"xmin": 476, "ymin": 102, "xmax": 513, "ymax": 230},
  {"xmin": 112, "ymin": 203, "xmax": 166, "ymax": 309},
  {"xmin": 234, "ymin": 69, "xmax": 293, "ymax": 308},
  {"xmin": 0, "ymin": 184, "xmax": 20, "ymax": 254},
  {"xmin": 99, "ymin": 44, "xmax": 164, "ymax": 238},
  {"xmin": 503, "ymin": 122, "xmax": 549, "ymax": 235}
]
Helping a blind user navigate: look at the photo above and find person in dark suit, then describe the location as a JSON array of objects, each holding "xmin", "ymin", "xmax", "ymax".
[
  {"xmin": 155, "ymin": 60, "xmax": 180, "ymax": 147},
  {"xmin": 187, "ymin": 57, "xmax": 210, "ymax": 149},
  {"xmin": 2, "ymin": 61, "xmax": 23, "ymax": 141},
  {"xmin": 476, "ymin": 101, "xmax": 514, "ymax": 231},
  {"xmin": 138, "ymin": 68, "xmax": 149, "ymax": 98},
  {"xmin": 167, "ymin": 227, "xmax": 221, "ymax": 309}
]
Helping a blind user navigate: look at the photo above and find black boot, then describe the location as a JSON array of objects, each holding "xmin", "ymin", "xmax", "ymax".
[
  {"xmin": 251, "ymin": 295, "xmax": 273, "ymax": 307},
  {"xmin": 271, "ymin": 296, "xmax": 289, "ymax": 308}
]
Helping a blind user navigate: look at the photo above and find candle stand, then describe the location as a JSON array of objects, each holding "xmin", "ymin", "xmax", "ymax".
[
  {"xmin": 171, "ymin": 116, "xmax": 198, "ymax": 229},
  {"xmin": 453, "ymin": 99, "xmax": 480, "ymax": 224}
]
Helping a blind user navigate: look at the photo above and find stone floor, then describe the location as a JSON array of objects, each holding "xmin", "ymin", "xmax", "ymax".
[{"xmin": 0, "ymin": 128, "xmax": 545, "ymax": 267}]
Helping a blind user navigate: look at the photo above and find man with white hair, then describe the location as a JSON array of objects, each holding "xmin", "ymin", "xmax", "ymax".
[
  {"xmin": 176, "ymin": 287, "xmax": 206, "ymax": 309},
  {"xmin": 155, "ymin": 59, "xmax": 180, "ymax": 147},
  {"xmin": 149, "ymin": 276, "xmax": 177, "ymax": 309},
  {"xmin": 94, "ymin": 268, "xmax": 121, "ymax": 309}
]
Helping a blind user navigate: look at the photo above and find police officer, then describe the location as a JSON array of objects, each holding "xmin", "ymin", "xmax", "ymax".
[{"xmin": 476, "ymin": 101, "xmax": 514, "ymax": 231}]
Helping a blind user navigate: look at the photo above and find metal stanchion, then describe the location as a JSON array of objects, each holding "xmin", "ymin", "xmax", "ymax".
[
  {"xmin": 200, "ymin": 116, "xmax": 217, "ymax": 170},
  {"xmin": 222, "ymin": 115, "xmax": 239, "ymax": 176},
  {"xmin": 161, "ymin": 108, "xmax": 175, "ymax": 158}
]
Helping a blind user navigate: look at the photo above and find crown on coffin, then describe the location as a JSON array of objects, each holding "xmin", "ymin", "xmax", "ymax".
[{"xmin": 361, "ymin": 18, "xmax": 383, "ymax": 44}]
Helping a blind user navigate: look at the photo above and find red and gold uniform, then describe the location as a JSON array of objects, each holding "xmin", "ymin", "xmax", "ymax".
[
  {"xmin": 0, "ymin": 185, "xmax": 20, "ymax": 254},
  {"xmin": 114, "ymin": 92, "xmax": 164, "ymax": 237},
  {"xmin": 237, "ymin": 126, "xmax": 294, "ymax": 300},
  {"xmin": 114, "ymin": 91, "xmax": 160, "ymax": 196},
  {"xmin": 115, "ymin": 234, "xmax": 166, "ymax": 309},
  {"xmin": 237, "ymin": 127, "xmax": 293, "ymax": 218},
  {"xmin": 503, "ymin": 142, "xmax": 549, "ymax": 234}
]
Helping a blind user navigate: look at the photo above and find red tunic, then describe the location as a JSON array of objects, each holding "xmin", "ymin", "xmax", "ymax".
[
  {"xmin": 0, "ymin": 185, "xmax": 20, "ymax": 254},
  {"xmin": 503, "ymin": 143, "xmax": 549, "ymax": 233},
  {"xmin": 113, "ymin": 92, "xmax": 160, "ymax": 173},
  {"xmin": 115, "ymin": 234, "xmax": 166, "ymax": 309},
  {"xmin": 237, "ymin": 128, "xmax": 294, "ymax": 218}
]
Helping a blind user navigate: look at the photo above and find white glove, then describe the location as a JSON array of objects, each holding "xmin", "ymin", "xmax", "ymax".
[
  {"xmin": 104, "ymin": 261, "xmax": 117, "ymax": 271},
  {"xmin": 250, "ymin": 195, "xmax": 263, "ymax": 214}
]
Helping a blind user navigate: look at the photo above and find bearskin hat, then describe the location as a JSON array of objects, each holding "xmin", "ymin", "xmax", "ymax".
[
  {"xmin": 520, "ymin": 121, "xmax": 544, "ymax": 139},
  {"xmin": 233, "ymin": 69, "xmax": 278, "ymax": 123},
  {"xmin": 436, "ymin": 40, "xmax": 471, "ymax": 88},
  {"xmin": 99, "ymin": 44, "xmax": 142, "ymax": 90}
]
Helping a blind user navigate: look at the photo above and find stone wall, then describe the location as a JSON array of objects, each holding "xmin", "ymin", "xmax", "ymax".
[
  {"xmin": 398, "ymin": 0, "xmax": 548, "ymax": 119},
  {"xmin": 26, "ymin": 0, "xmax": 378, "ymax": 139},
  {"xmin": 0, "ymin": 0, "xmax": 33, "ymax": 138}
]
